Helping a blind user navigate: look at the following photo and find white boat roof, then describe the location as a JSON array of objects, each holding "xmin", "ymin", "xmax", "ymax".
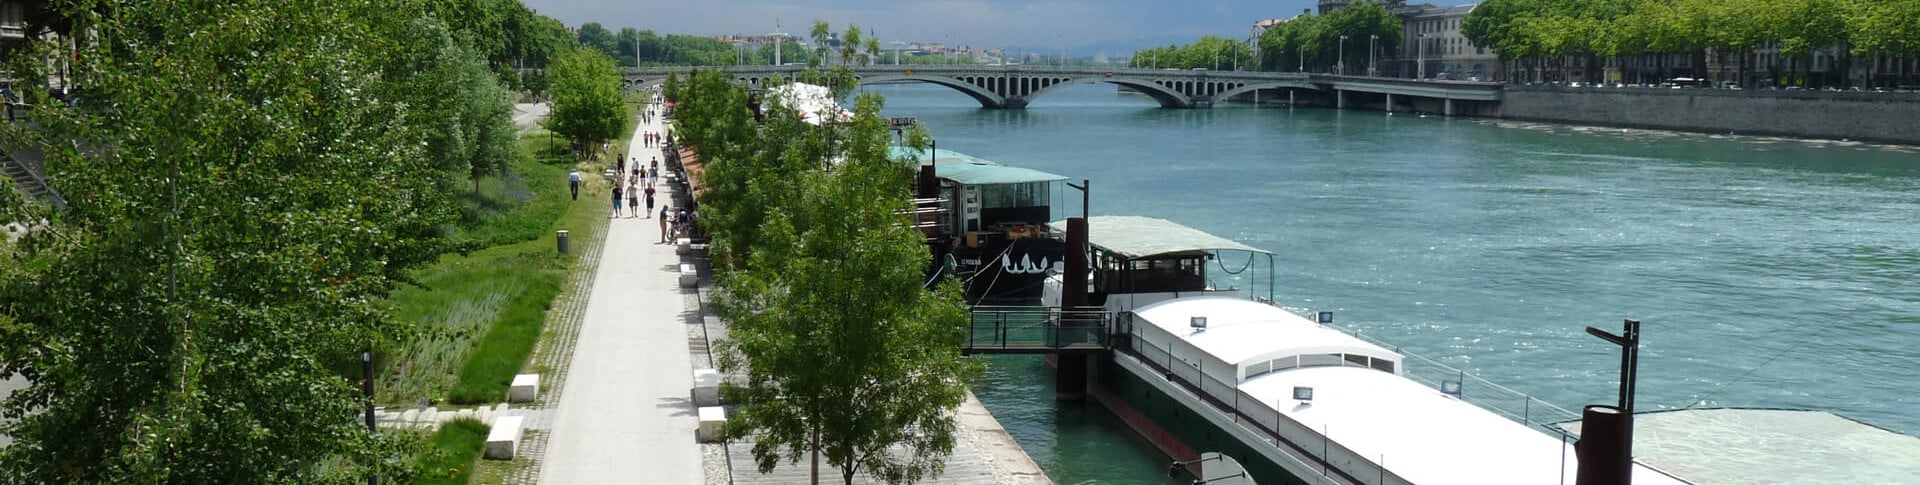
[
  {"xmin": 1132, "ymin": 297, "xmax": 1395, "ymax": 367},
  {"xmin": 765, "ymin": 82, "xmax": 852, "ymax": 126},
  {"xmin": 1559, "ymin": 408, "xmax": 1920, "ymax": 484},
  {"xmin": 1240, "ymin": 366, "xmax": 1692, "ymax": 485},
  {"xmin": 1046, "ymin": 216, "xmax": 1269, "ymax": 259}
]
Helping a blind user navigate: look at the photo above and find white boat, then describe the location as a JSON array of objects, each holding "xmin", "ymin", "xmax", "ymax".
[{"xmin": 1041, "ymin": 216, "xmax": 1693, "ymax": 485}]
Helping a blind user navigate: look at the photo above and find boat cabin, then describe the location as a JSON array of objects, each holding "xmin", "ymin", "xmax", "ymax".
[
  {"xmin": 891, "ymin": 146, "xmax": 1069, "ymax": 300},
  {"xmin": 1043, "ymin": 216, "xmax": 1274, "ymax": 313}
]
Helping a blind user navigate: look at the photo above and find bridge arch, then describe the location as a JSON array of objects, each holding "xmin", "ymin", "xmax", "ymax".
[
  {"xmin": 856, "ymin": 74, "xmax": 1008, "ymax": 108},
  {"xmin": 1020, "ymin": 76, "xmax": 1195, "ymax": 109},
  {"xmin": 1213, "ymin": 81, "xmax": 1321, "ymax": 103}
]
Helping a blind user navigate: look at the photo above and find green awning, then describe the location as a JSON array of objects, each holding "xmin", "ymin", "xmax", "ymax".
[
  {"xmin": 889, "ymin": 146, "xmax": 1069, "ymax": 186},
  {"xmin": 1048, "ymin": 216, "xmax": 1268, "ymax": 259}
]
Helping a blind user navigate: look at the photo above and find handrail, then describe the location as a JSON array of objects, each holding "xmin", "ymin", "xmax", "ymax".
[
  {"xmin": 1115, "ymin": 312, "xmax": 1393, "ymax": 485},
  {"xmin": 964, "ymin": 306, "xmax": 1108, "ymax": 353},
  {"xmin": 1276, "ymin": 306, "xmax": 1584, "ymax": 438}
]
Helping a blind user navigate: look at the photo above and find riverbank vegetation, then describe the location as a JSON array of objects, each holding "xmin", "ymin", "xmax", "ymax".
[
  {"xmin": 1463, "ymin": 0, "xmax": 1920, "ymax": 88},
  {"xmin": 668, "ymin": 37, "xmax": 981, "ymax": 482},
  {"xmin": 1134, "ymin": 35, "xmax": 1260, "ymax": 70},
  {"xmin": 411, "ymin": 418, "xmax": 491, "ymax": 485},
  {"xmin": 1254, "ymin": 2, "xmax": 1405, "ymax": 74},
  {"xmin": 0, "ymin": 0, "xmax": 598, "ymax": 481}
]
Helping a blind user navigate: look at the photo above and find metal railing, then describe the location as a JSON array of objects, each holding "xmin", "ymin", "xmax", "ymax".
[
  {"xmin": 1114, "ymin": 312, "xmax": 1397, "ymax": 485},
  {"xmin": 1290, "ymin": 310, "xmax": 1584, "ymax": 438},
  {"xmin": 964, "ymin": 305, "xmax": 1109, "ymax": 353}
]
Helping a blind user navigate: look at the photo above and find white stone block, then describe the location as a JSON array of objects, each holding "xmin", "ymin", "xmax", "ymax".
[
  {"xmin": 678, "ymin": 263, "xmax": 698, "ymax": 287},
  {"xmin": 692, "ymin": 369, "xmax": 720, "ymax": 406},
  {"xmin": 696, "ymin": 406, "xmax": 727, "ymax": 443},
  {"xmin": 509, "ymin": 374, "xmax": 540, "ymax": 403},
  {"xmin": 484, "ymin": 415, "xmax": 525, "ymax": 460},
  {"xmin": 675, "ymin": 237, "xmax": 693, "ymax": 255}
]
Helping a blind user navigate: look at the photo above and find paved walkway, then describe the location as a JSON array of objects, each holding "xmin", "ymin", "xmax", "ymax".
[{"xmin": 537, "ymin": 99, "xmax": 702, "ymax": 484}]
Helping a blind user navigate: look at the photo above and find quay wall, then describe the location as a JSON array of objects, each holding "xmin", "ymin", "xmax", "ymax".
[{"xmin": 1495, "ymin": 87, "xmax": 1920, "ymax": 145}]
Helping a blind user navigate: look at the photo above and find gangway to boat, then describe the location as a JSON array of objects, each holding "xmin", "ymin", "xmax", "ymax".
[{"xmin": 963, "ymin": 306, "xmax": 1110, "ymax": 354}]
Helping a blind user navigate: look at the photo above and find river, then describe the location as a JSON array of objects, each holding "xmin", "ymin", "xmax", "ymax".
[{"xmin": 864, "ymin": 82, "xmax": 1920, "ymax": 484}]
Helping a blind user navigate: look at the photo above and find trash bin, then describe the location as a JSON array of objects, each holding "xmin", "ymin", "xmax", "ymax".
[{"xmin": 556, "ymin": 230, "xmax": 570, "ymax": 254}]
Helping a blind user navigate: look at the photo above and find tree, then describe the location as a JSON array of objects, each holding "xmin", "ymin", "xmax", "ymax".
[
  {"xmin": 577, "ymin": 22, "xmax": 620, "ymax": 60},
  {"xmin": 618, "ymin": 27, "xmax": 642, "ymax": 66},
  {"xmin": 711, "ymin": 87, "xmax": 980, "ymax": 485},
  {"xmin": 0, "ymin": 0, "xmax": 454, "ymax": 481},
  {"xmin": 543, "ymin": 47, "xmax": 627, "ymax": 155},
  {"xmin": 376, "ymin": 18, "xmax": 518, "ymax": 193}
]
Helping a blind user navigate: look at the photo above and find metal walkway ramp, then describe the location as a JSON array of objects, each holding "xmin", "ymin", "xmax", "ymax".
[{"xmin": 963, "ymin": 306, "xmax": 1110, "ymax": 355}]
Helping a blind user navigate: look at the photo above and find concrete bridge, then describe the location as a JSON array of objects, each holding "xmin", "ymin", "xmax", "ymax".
[{"xmin": 624, "ymin": 65, "xmax": 1503, "ymax": 113}]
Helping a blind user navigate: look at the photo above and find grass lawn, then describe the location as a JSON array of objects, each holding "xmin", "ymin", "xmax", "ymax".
[
  {"xmin": 410, "ymin": 418, "xmax": 490, "ymax": 485},
  {"xmin": 381, "ymin": 96, "xmax": 638, "ymax": 406}
]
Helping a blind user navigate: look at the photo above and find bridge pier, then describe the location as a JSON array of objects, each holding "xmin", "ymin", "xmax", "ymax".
[
  {"xmin": 1336, "ymin": 90, "xmax": 1346, "ymax": 109},
  {"xmin": 994, "ymin": 97, "xmax": 1030, "ymax": 110},
  {"xmin": 1288, "ymin": 89, "xmax": 1295, "ymax": 107},
  {"xmin": 1445, "ymin": 98, "xmax": 1455, "ymax": 116},
  {"xmin": 1386, "ymin": 93, "xmax": 1394, "ymax": 113}
]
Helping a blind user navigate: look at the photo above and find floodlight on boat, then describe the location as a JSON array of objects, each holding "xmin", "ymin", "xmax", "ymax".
[
  {"xmin": 1190, "ymin": 316, "xmax": 1207, "ymax": 330},
  {"xmin": 1441, "ymin": 380, "xmax": 1464, "ymax": 397},
  {"xmin": 1293, "ymin": 386, "xmax": 1313, "ymax": 403},
  {"xmin": 1317, "ymin": 311, "xmax": 1333, "ymax": 324}
]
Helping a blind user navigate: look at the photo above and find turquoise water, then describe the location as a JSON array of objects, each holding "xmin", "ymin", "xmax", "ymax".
[{"xmin": 867, "ymin": 83, "xmax": 1920, "ymax": 483}]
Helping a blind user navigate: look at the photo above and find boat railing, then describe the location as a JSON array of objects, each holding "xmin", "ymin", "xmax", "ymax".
[
  {"xmin": 1277, "ymin": 307, "xmax": 1584, "ymax": 439},
  {"xmin": 963, "ymin": 305, "xmax": 1108, "ymax": 353},
  {"xmin": 1116, "ymin": 312, "xmax": 1404, "ymax": 485}
]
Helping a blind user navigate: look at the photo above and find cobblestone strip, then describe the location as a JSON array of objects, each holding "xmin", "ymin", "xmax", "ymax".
[{"xmin": 503, "ymin": 179, "xmax": 611, "ymax": 485}]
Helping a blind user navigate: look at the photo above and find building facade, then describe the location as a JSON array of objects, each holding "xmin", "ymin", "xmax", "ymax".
[{"xmin": 1402, "ymin": 4, "xmax": 1500, "ymax": 80}]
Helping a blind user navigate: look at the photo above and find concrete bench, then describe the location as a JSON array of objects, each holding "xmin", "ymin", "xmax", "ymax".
[
  {"xmin": 675, "ymin": 237, "xmax": 693, "ymax": 255},
  {"xmin": 691, "ymin": 369, "xmax": 720, "ymax": 406},
  {"xmin": 696, "ymin": 406, "xmax": 727, "ymax": 443},
  {"xmin": 678, "ymin": 263, "xmax": 698, "ymax": 287},
  {"xmin": 508, "ymin": 374, "xmax": 539, "ymax": 403},
  {"xmin": 484, "ymin": 415, "xmax": 525, "ymax": 460}
]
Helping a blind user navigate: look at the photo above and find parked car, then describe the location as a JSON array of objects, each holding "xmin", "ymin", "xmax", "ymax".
[{"xmin": 1718, "ymin": 81, "xmax": 1741, "ymax": 90}]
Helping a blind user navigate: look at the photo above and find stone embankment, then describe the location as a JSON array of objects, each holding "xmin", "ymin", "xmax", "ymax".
[{"xmin": 1497, "ymin": 86, "xmax": 1920, "ymax": 145}]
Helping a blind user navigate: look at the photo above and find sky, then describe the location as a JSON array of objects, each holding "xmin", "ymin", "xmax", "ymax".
[{"xmin": 519, "ymin": 0, "xmax": 1341, "ymax": 55}]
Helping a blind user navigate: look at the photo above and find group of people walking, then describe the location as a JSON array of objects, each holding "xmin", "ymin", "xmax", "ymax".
[
  {"xmin": 583, "ymin": 91, "xmax": 694, "ymax": 245},
  {"xmin": 610, "ymin": 154, "xmax": 661, "ymax": 220}
]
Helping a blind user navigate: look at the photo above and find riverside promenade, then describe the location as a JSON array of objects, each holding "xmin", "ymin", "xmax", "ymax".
[
  {"xmin": 536, "ymin": 102, "xmax": 702, "ymax": 484},
  {"xmin": 531, "ymin": 92, "xmax": 1051, "ymax": 485}
]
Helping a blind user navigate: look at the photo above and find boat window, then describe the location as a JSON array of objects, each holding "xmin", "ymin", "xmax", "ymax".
[
  {"xmin": 1299, "ymin": 354, "xmax": 1343, "ymax": 368},
  {"xmin": 1344, "ymin": 354, "xmax": 1370, "ymax": 368},
  {"xmin": 1244, "ymin": 360, "xmax": 1270, "ymax": 378},
  {"xmin": 1270, "ymin": 357, "xmax": 1298, "ymax": 372},
  {"xmin": 1371, "ymin": 359, "xmax": 1396, "ymax": 373}
]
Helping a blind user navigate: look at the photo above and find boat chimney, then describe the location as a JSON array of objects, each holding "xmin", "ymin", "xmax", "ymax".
[
  {"xmin": 1063, "ymin": 217, "xmax": 1089, "ymax": 309},
  {"xmin": 916, "ymin": 164, "xmax": 939, "ymax": 199},
  {"xmin": 1575, "ymin": 404, "xmax": 1632, "ymax": 485}
]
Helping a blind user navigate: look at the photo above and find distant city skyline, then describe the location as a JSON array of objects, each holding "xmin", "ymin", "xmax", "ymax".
[{"xmin": 520, "ymin": 0, "xmax": 1467, "ymax": 55}]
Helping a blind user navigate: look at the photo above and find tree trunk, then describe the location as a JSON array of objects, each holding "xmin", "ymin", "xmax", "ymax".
[{"xmin": 811, "ymin": 427, "xmax": 820, "ymax": 485}]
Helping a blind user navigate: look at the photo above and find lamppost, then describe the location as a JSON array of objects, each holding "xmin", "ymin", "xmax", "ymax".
[
  {"xmin": 893, "ymin": 41, "xmax": 905, "ymax": 65},
  {"xmin": 1297, "ymin": 44, "xmax": 1304, "ymax": 72},
  {"xmin": 1369, "ymin": 34, "xmax": 1379, "ymax": 77},
  {"xmin": 1418, "ymin": 34, "xmax": 1428, "ymax": 80},
  {"xmin": 1338, "ymin": 35, "xmax": 1349, "ymax": 75}
]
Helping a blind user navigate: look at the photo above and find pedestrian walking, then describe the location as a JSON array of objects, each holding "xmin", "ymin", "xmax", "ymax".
[
  {"xmin": 617, "ymin": 154, "xmax": 625, "ymax": 174},
  {"xmin": 612, "ymin": 173, "xmax": 626, "ymax": 218},
  {"xmin": 568, "ymin": 169, "xmax": 581, "ymax": 200},
  {"xmin": 644, "ymin": 184, "xmax": 656, "ymax": 217},
  {"xmin": 626, "ymin": 181, "xmax": 640, "ymax": 218},
  {"xmin": 658, "ymin": 206, "xmax": 671, "ymax": 243}
]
